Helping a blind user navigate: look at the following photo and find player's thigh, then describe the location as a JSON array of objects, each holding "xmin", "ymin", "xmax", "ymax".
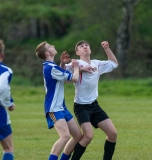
[
  {"xmin": 54, "ymin": 119, "xmax": 70, "ymax": 138},
  {"xmin": 81, "ymin": 122, "xmax": 93, "ymax": 137},
  {"xmin": 67, "ymin": 118, "xmax": 82, "ymax": 139},
  {"xmin": 97, "ymin": 118, "xmax": 117, "ymax": 135},
  {"xmin": 1, "ymin": 134, "xmax": 13, "ymax": 152}
]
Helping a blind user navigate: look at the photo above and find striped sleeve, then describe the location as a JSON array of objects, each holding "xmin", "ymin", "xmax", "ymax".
[
  {"xmin": 0, "ymin": 71, "xmax": 13, "ymax": 107},
  {"xmin": 51, "ymin": 66, "xmax": 73, "ymax": 82}
]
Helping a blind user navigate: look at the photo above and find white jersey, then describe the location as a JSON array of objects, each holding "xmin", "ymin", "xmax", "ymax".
[{"xmin": 66, "ymin": 59, "xmax": 118, "ymax": 104}]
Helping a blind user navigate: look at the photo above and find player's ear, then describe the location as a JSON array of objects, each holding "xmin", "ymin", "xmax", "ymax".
[
  {"xmin": 0, "ymin": 53, "xmax": 4, "ymax": 59},
  {"xmin": 76, "ymin": 51, "xmax": 80, "ymax": 56},
  {"xmin": 45, "ymin": 50, "xmax": 50, "ymax": 56}
]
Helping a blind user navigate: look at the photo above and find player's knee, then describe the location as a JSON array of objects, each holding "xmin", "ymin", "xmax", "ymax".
[
  {"xmin": 62, "ymin": 133, "xmax": 70, "ymax": 142},
  {"xmin": 108, "ymin": 129, "xmax": 117, "ymax": 141},
  {"xmin": 84, "ymin": 132, "xmax": 93, "ymax": 142},
  {"xmin": 76, "ymin": 133, "xmax": 83, "ymax": 142},
  {"xmin": 72, "ymin": 131, "xmax": 82, "ymax": 143}
]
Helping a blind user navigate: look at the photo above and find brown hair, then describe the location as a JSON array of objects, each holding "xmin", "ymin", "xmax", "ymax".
[
  {"xmin": 35, "ymin": 41, "xmax": 47, "ymax": 60},
  {"xmin": 0, "ymin": 39, "xmax": 5, "ymax": 54},
  {"xmin": 75, "ymin": 40, "xmax": 89, "ymax": 52}
]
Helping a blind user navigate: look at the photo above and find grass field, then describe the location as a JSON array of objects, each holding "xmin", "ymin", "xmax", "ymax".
[{"xmin": 0, "ymin": 78, "xmax": 152, "ymax": 160}]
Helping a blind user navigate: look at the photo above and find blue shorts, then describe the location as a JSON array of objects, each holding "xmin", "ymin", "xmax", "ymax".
[
  {"xmin": 46, "ymin": 109, "xmax": 73, "ymax": 129},
  {"xmin": 0, "ymin": 124, "xmax": 12, "ymax": 140}
]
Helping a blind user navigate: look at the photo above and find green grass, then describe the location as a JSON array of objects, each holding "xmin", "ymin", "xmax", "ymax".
[{"xmin": 0, "ymin": 79, "xmax": 152, "ymax": 160}]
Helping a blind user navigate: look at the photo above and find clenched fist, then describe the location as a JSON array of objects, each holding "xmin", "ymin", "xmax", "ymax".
[{"xmin": 101, "ymin": 41, "xmax": 109, "ymax": 49}]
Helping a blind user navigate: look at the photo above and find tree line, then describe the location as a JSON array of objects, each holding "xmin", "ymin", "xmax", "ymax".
[{"xmin": 0, "ymin": 0, "xmax": 151, "ymax": 84}]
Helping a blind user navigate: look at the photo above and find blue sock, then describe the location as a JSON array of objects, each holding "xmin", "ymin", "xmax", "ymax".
[
  {"xmin": 48, "ymin": 154, "xmax": 58, "ymax": 160},
  {"xmin": 60, "ymin": 153, "xmax": 71, "ymax": 160},
  {"xmin": 2, "ymin": 152, "xmax": 14, "ymax": 160}
]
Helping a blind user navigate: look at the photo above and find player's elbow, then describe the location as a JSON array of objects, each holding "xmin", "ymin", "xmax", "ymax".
[
  {"xmin": 115, "ymin": 63, "xmax": 119, "ymax": 68},
  {"xmin": 116, "ymin": 61, "xmax": 119, "ymax": 66},
  {"xmin": 71, "ymin": 78, "xmax": 78, "ymax": 83},
  {"xmin": 71, "ymin": 77, "xmax": 78, "ymax": 83}
]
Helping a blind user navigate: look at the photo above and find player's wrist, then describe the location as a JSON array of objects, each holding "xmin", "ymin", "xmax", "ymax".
[
  {"xmin": 103, "ymin": 47, "xmax": 110, "ymax": 50},
  {"xmin": 60, "ymin": 62, "xmax": 66, "ymax": 66}
]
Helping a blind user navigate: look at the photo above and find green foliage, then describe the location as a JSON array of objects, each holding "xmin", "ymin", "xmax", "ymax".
[{"xmin": 0, "ymin": 0, "xmax": 151, "ymax": 82}]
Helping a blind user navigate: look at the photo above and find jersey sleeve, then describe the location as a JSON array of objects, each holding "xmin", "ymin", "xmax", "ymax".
[
  {"xmin": 98, "ymin": 60, "xmax": 118, "ymax": 75},
  {"xmin": 0, "ymin": 71, "xmax": 14, "ymax": 107},
  {"xmin": 51, "ymin": 65, "xmax": 73, "ymax": 82}
]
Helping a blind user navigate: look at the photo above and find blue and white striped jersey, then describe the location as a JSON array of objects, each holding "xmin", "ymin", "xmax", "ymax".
[
  {"xmin": 43, "ymin": 61, "xmax": 73, "ymax": 114},
  {"xmin": 0, "ymin": 62, "xmax": 14, "ymax": 127}
]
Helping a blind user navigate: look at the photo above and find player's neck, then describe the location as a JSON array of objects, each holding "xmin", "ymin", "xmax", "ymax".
[
  {"xmin": 45, "ymin": 56, "xmax": 54, "ymax": 62},
  {"xmin": 80, "ymin": 56, "xmax": 91, "ymax": 64}
]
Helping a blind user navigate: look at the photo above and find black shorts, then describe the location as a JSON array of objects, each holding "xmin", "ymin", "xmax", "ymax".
[{"xmin": 74, "ymin": 100, "xmax": 109, "ymax": 128}]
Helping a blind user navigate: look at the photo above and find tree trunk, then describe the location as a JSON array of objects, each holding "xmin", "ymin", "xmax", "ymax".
[{"xmin": 116, "ymin": 0, "xmax": 141, "ymax": 77}]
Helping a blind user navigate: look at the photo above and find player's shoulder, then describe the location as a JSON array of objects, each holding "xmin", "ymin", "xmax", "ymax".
[
  {"xmin": 91, "ymin": 59, "xmax": 111, "ymax": 64},
  {"xmin": 91, "ymin": 59, "xmax": 102, "ymax": 64},
  {"xmin": 43, "ymin": 61, "xmax": 57, "ymax": 69},
  {"xmin": 43, "ymin": 61, "xmax": 56, "ymax": 66},
  {"xmin": 0, "ymin": 63, "xmax": 13, "ymax": 74}
]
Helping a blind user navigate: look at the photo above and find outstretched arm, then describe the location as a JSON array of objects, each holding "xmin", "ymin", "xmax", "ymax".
[
  {"xmin": 101, "ymin": 41, "xmax": 119, "ymax": 65},
  {"xmin": 71, "ymin": 60, "xmax": 79, "ymax": 83},
  {"xmin": 60, "ymin": 51, "xmax": 71, "ymax": 69},
  {"xmin": 79, "ymin": 65, "xmax": 96, "ymax": 74}
]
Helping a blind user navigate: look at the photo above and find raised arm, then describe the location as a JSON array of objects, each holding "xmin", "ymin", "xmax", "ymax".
[
  {"xmin": 70, "ymin": 59, "xmax": 79, "ymax": 83},
  {"xmin": 60, "ymin": 51, "xmax": 71, "ymax": 69},
  {"xmin": 101, "ymin": 41, "xmax": 119, "ymax": 65}
]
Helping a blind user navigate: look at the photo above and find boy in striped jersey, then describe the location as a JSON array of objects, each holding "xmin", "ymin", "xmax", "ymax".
[
  {"xmin": 0, "ymin": 39, "xmax": 15, "ymax": 160},
  {"xmin": 35, "ymin": 41, "xmax": 82, "ymax": 160}
]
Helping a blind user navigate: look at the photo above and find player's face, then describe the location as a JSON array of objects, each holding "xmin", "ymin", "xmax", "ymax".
[
  {"xmin": 0, "ymin": 53, "xmax": 4, "ymax": 61},
  {"xmin": 45, "ymin": 43, "xmax": 57, "ymax": 56},
  {"xmin": 76, "ymin": 43, "xmax": 91, "ymax": 56}
]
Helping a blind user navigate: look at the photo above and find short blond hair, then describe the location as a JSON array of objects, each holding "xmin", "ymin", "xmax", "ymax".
[
  {"xmin": 0, "ymin": 39, "xmax": 5, "ymax": 54},
  {"xmin": 35, "ymin": 41, "xmax": 47, "ymax": 60}
]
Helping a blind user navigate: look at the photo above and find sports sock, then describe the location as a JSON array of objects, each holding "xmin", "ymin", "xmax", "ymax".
[
  {"xmin": 71, "ymin": 143, "xmax": 86, "ymax": 160},
  {"xmin": 60, "ymin": 153, "xmax": 71, "ymax": 160},
  {"xmin": 2, "ymin": 152, "xmax": 14, "ymax": 160},
  {"xmin": 103, "ymin": 140, "xmax": 116, "ymax": 160},
  {"xmin": 48, "ymin": 154, "xmax": 58, "ymax": 160}
]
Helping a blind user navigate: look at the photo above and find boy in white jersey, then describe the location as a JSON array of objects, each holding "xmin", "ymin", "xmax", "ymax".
[
  {"xmin": 66, "ymin": 40, "xmax": 119, "ymax": 160},
  {"xmin": 0, "ymin": 39, "xmax": 15, "ymax": 160},
  {"xmin": 35, "ymin": 41, "xmax": 82, "ymax": 160}
]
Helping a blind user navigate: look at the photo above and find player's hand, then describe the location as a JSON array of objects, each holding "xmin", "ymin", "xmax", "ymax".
[
  {"xmin": 101, "ymin": 41, "xmax": 109, "ymax": 49},
  {"xmin": 8, "ymin": 103, "xmax": 15, "ymax": 111},
  {"xmin": 60, "ymin": 51, "xmax": 71, "ymax": 64},
  {"xmin": 80, "ymin": 65, "xmax": 96, "ymax": 74},
  {"xmin": 71, "ymin": 59, "xmax": 79, "ymax": 68}
]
